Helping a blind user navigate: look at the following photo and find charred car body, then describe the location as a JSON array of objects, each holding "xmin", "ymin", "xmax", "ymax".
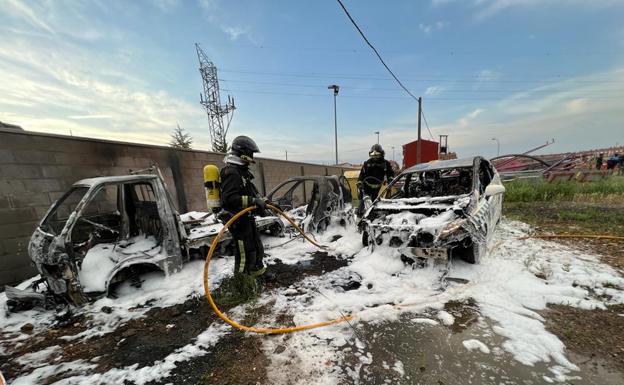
[
  {"xmin": 6, "ymin": 168, "xmax": 282, "ymax": 310},
  {"xmin": 266, "ymin": 175, "xmax": 352, "ymax": 232},
  {"xmin": 360, "ymin": 157, "xmax": 505, "ymax": 264}
]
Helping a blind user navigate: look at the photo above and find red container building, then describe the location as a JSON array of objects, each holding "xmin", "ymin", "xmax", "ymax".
[{"xmin": 403, "ymin": 139, "xmax": 439, "ymax": 168}]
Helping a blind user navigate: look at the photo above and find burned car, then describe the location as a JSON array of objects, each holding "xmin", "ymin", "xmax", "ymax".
[
  {"xmin": 360, "ymin": 157, "xmax": 505, "ymax": 264},
  {"xmin": 6, "ymin": 168, "xmax": 282, "ymax": 310},
  {"xmin": 266, "ymin": 175, "xmax": 352, "ymax": 232}
]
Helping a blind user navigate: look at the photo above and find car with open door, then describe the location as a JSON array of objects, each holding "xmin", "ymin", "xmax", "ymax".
[{"xmin": 359, "ymin": 157, "xmax": 505, "ymax": 265}]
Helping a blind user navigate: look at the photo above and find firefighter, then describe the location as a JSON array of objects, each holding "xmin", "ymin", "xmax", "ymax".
[
  {"xmin": 357, "ymin": 144, "xmax": 395, "ymax": 216},
  {"xmin": 219, "ymin": 135, "xmax": 268, "ymax": 277}
]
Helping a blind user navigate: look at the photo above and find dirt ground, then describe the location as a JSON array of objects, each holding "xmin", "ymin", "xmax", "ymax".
[
  {"xmin": 0, "ymin": 251, "xmax": 348, "ymax": 385},
  {"xmin": 505, "ymin": 201, "xmax": 624, "ymax": 375}
]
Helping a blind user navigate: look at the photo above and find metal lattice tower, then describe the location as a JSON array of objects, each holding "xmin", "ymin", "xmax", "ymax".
[{"xmin": 196, "ymin": 43, "xmax": 235, "ymax": 153}]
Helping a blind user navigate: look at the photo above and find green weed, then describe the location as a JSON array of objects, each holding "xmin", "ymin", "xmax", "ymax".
[{"xmin": 503, "ymin": 176, "xmax": 624, "ymax": 202}]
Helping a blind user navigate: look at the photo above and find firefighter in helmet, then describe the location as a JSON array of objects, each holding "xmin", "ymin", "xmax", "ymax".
[
  {"xmin": 219, "ymin": 136, "xmax": 268, "ymax": 277},
  {"xmin": 357, "ymin": 144, "xmax": 395, "ymax": 216}
]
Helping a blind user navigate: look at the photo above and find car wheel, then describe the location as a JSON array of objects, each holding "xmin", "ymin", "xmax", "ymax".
[{"xmin": 361, "ymin": 230, "xmax": 369, "ymax": 247}]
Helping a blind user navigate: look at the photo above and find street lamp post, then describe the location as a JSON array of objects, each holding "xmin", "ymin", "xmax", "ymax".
[
  {"xmin": 328, "ymin": 85, "xmax": 340, "ymax": 165},
  {"xmin": 374, "ymin": 131, "xmax": 380, "ymax": 144},
  {"xmin": 392, "ymin": 146, "xmax": 395, "ymax": 161},
  {"xmin": 491, "ymin": 137, "xmax": 500, "ymax": 157}
]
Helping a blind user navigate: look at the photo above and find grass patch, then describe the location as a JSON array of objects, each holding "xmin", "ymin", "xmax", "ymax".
[
  {"xmin": 504, "ymin": 202, "xmax": 624, "ymax": 237},
  {"xmin": 212, "ymin": 273, "xmax": 259, "ymax": 307},
  {"xmin": 503, "ymin": 176, "xmax": 624, "ymax": 203}
]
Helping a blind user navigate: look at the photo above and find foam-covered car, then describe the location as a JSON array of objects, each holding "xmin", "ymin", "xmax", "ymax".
[
  {"xmin": 5, "ymin": 168, "xmax": 283, "ymax": 310},
  {"xmin": 266, "ymin": 175, "xmax": 352, "ymax": 232},
  {"xmin": 359, "ymin": 157, "xmax": 505, "ymax": 264}
]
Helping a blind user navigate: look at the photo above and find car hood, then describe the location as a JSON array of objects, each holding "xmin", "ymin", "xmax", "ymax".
[{"xmin": 364, "ymin": 194, "xmax": 472, "ymax": 235}]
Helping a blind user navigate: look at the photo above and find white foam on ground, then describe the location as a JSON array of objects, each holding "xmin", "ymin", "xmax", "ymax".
[
  {"xmin": 259, "ymin": 219, "xmax": 624, "ymax": 384},
  {"xmin": 462, "ymin": 339, "xmax": 491, "ymax": 354},
  {"xmin": 3, "ymin": 218, "xmax": 623, "ymax": 384}
]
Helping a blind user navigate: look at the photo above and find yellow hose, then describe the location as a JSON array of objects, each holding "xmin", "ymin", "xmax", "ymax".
[
  {"xmin": 517, "ymin": 234, "xmax": 624, "ymax": 241},
  {"xmin": 202, "ymin": 204, "xmax": 353, "ymax": 334}
]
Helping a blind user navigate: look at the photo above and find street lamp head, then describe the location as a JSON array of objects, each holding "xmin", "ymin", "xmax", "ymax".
[{"xmin": 328, "ymin": 84, "xmax": 339, "ymax": 95}]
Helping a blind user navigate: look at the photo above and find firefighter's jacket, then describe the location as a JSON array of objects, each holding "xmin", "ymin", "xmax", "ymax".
[
  {"xmin": 220, "ymin": 163, "xmax": 261, "ymax": 214},
  {"xmin": 358, "ymin": 157, "xmax": 395, "ymax": 189}
]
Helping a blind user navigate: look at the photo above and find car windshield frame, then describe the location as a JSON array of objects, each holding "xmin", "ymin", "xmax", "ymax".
[
  {"xmin": 40, "ymin": 186, "xmax": 90, "ymax": 236},
  {"xmin": 380, "ymin": 166, "xmax": 476, "ymax": 200}
]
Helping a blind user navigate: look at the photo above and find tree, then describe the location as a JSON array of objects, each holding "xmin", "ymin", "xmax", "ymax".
[{"xmin": 170, "ymin": 124, "xmax": 193, "ymax": 149}]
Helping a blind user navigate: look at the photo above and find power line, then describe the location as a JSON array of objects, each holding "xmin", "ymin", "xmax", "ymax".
[
  {"xmin": 221, "ymin": 88, "xmax": 624, "ymax": 100},
  {"xmin": 220, "ymin": 69, "xmax": 624, "ymax": 84},
  {"xmin": 221, "ymin": 78, "xmax": 623, "ymax": 94},
  {"xmin": 335, "ymin": 0, "xmax": 418, "ymax": 100},
  {"xmin": 190, "ymin": 41, "xmax": 619, "ymax": 57},
  {"xmin": 421, "ymin": 109, "xmax": 434, "ymax": 140}
]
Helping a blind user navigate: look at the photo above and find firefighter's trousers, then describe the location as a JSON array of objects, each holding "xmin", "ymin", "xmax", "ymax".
[{"xmin": 229, "ymin": 214, "xmax": 265, "ymax": 275}]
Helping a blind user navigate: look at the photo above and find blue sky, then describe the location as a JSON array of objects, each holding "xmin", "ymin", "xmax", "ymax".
[{"xmin": 1, "ymin": 0, "xmax": 623, "ymax": 165}]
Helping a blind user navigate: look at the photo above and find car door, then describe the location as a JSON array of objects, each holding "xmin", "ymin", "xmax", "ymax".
[{"xmin": 480, "ymin": 159, "xmax": 503, "ymax": 243}]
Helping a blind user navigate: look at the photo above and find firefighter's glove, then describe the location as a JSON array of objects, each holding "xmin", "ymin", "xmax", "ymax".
[{"xmin": 253, "ymin": 197, "xmax": 268, "ymax": 210}]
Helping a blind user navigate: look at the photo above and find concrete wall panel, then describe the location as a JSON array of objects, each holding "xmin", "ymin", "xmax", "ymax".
[{"xmin": 0, "ymin": 129, "xmax": 355, "ymax": 285}]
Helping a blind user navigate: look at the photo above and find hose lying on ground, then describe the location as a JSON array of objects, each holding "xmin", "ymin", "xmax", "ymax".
[
  {"xmin": 202, "ymin": 203, "xmax": 353, "ymax": 334},
  {"xmin": 516, "ymin": 234, "xmax": 624, "ymax": 241}
]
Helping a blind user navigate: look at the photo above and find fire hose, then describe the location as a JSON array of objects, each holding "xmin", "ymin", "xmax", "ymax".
[
  {"xmin": 517, "ymin": 234, "xmax": 624, "ymax": 241},
  {"xmin": 202, "ymin": 203, "xmax": 354, "ymax": 334}
]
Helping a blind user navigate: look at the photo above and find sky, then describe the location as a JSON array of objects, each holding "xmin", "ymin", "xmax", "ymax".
[{"xmin": 1, "ymin": 0, "xmax": 623, "ymax": 165}]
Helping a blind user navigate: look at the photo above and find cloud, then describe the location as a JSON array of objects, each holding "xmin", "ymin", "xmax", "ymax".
[
  {"xmin": 222, "ymin": 26, "xmax": 247, "ymax": 41},
  {"xmin": 431, "ymin": 0, "xmax": 622, "ymax": 21},
  {"xmin": 457, "ymin": 108, "xmax": 485, "ymax": 127},
  {"xmin": 153, "ymin": 0, "xmax": 181, "ymax": 12},
  {"xmin": 419, "ymin": 21, "xmax": 449, "ymax": 35},
  {"xmin": 425, "ymin": 85, "xmax": 445, "ymax": 96},
  {"xmin": 474, "ymin": 69, "xmax": 503, "ymax": 89},
  {"xmin": 0, "ymin": 32, "xmax": 207, "ymax": 147},
  {"xmin": 198, "ymin": 0, "xmax": 252, "ymax": 42},
  {"xmin": 328, "ymin": 67, "xmax": 624, "ymax": 162},
  {"xmin": 477, "ymin": 69, "xmax": 502, "ymax": 82},
  {"xmin": 2, "ymin": 0, "xmax": 55, "ymax": 34}
]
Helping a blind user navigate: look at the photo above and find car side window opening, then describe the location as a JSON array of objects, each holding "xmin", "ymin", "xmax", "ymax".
[
  {"xmin": 478, "ymin": 161, "xmax": 494, "ymax": 194},
  {"xmin": 125, "ymin": 182, "xmax": 162, "ymax": 240},
  {"xmin": 267, "ymin": 180, "xmax": 309, "ymax": 211},
  {"xmin": 71, "ymin": 184, "xmax": 121, "ymax": 247}
]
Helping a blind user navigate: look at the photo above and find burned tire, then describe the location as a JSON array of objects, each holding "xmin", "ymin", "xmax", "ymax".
[
  {"xmin": 451, "ymin": 242, "xmax": 479, "ymax": 264},
  {"xmin": 361, "ymin": 230, "xmax": 369, "ymax": 247}
]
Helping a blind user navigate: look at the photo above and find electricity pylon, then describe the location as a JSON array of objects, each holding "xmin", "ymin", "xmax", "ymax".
[{"xmin": 196, "ymin": 43, "xmax": 235, "ymax": 153}]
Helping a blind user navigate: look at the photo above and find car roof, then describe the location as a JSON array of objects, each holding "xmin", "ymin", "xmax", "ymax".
[
  {"xmin": 402, "ymin": 156, "xmax": 483, "ymax": 174},
  {"xmin": 74, "ymin": 174, "xmax": 158, "ymax": 187}
]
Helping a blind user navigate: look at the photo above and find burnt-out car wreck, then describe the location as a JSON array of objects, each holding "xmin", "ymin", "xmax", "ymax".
[
  {"xmin": 266, "ymin": 175, "xmax": 353, "ymax": 232},
  {"xmin": 5, "ymin": 168, "xmax": 283, "ymax": 311},
  {"xmin": 360, "ymin": 157, "xmax": 505, "ymax": 264}
]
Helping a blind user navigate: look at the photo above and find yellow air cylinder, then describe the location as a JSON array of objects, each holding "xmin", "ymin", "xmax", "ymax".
[{"xmin": 203, "ymin": 164, "xmax": 221, "ymax": 212}]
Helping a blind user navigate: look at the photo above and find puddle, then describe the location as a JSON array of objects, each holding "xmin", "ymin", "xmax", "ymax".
[{"xmin": 341, "ymin": 314, "xmax": 624, "ymax": 385}]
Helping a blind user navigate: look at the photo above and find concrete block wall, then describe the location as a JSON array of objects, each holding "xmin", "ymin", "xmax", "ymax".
[{"xmin": 0, "ymin": 129, "xmax": 354, "ymax": 286}]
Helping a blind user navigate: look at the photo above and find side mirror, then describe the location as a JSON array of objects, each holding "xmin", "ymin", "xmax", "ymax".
[{"xmin": 484, "ymin": 184, "xmax": 506, "ymax": 196}]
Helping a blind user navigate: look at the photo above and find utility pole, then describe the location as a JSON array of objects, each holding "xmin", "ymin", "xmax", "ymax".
[
  {"xmin": 285, "ymin": 150, "xmax": 288, "ymax": 161},
  {"xmin": 374, "ymin": 131, "xmax": 380, "ymax": 144},
  {"xmin": 417, "ymin": 96, "xmax": 422, "ymax": 164},
  {"xmin": 392, "ymin": 146, "xmax": 395, "ymax": 161},
  {"xmin": 491, "ymin": 137, "xmax": 500, "ymax": 156},
  {"xmin": 328, "ymin": 85, "xmax": 340, "ymax": 165}
]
